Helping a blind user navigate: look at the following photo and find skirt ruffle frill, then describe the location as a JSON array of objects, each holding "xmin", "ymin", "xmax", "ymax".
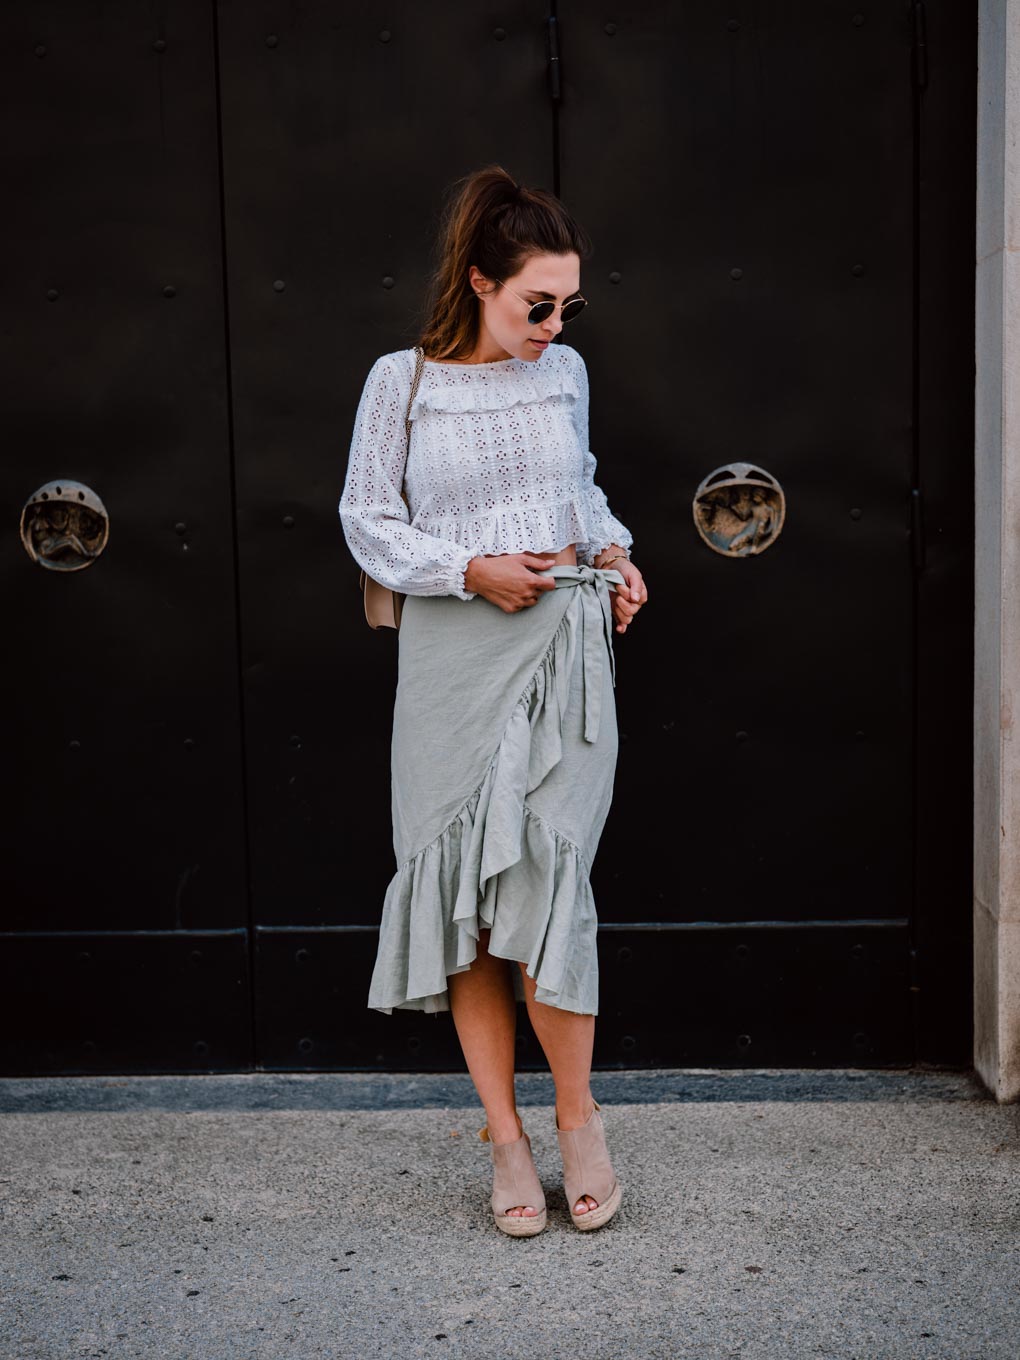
[{"xmin": 367, "ymin": 600, "xmax": 600, "ymax": 1016}]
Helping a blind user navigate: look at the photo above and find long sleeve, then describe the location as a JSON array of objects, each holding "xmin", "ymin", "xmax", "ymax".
[
  {"xmin": 339, "ymin": 353, "xmax": 477, "ymax": 599},
  {"xmin": 566, "ymin": 347, "xmax": 635, "ymax": 567}
]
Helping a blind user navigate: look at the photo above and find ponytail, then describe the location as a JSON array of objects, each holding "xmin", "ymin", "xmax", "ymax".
[{"xmin": 419, "ymin": 165, "xmax": 592, "ymax": 361}]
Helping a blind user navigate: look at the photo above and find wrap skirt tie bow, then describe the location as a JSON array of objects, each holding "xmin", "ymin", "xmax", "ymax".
[{"xmin": 543, "ymin": 564, "xmax": 627, "ymax": 744}]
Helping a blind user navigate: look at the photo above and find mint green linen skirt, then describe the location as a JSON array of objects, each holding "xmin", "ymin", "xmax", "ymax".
[{"xmin": 367, "ymin": 564, "xmax": 627, "ymax": 1018}]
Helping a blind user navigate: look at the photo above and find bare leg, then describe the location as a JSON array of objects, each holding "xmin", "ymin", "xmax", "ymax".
[
  {"xmin": 447, "ymin": 929, "xmax": 538, "ymax": 1218},
  {"xmin": 517, "ymin": 963, "xmax": 600, "ymax": 1216}
]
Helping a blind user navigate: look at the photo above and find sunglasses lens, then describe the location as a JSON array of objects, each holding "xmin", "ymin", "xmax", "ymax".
[
  {"xmin": 560, "ymin": 297, "xmax": 587, "ymax": 323},
  {"xmin": 527, "ymin": 301, "xmax": 555, "ymax": 324}
]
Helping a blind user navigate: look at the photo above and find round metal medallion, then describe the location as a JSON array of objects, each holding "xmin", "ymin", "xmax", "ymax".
[
  {"xmin": 692, "ymin": 462, "xmax": 785, "ymax": 557},
  {"xmin": 20, "ymin": 480, "xmax": 110, "ymax": 571}
]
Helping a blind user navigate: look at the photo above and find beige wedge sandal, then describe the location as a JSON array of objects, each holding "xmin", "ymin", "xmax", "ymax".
[
  {"xmin": 556, "ymin": 1098, "xmax": 623, "ymax": 1231},
  {"xmin": 479, "ymin": 1115, "xmax": 547, "ymax": 1237}
]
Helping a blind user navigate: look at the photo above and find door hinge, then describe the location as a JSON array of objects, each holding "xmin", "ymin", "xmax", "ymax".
[
  {"xmin": 547, "ymin": 15, "xmax": 561, "ymax": 103},
  {"xmin": 911, "ymin": 2, "xmax": 928, "ymax": 92},
  {"xmin": 910, "ymin": 487, "xmax": 926, "ymax": 570}
]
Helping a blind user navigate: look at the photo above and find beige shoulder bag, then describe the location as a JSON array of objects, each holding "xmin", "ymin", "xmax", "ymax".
[{"xmin": 359, "ymin": 345, "xmax": 426, "ymax": 630}]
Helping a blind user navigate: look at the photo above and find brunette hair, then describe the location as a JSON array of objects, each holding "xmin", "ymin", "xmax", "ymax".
[{"xmin": 419, "ymin": 165, "xmax": 593, "ymax": 361}]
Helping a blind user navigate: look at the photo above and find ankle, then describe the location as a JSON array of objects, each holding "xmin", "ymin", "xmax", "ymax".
[
  {"xmin": 555, "ymin": 1096, "xmax": 596, "ymax": 1131},
  {"xmin": 485, "ymin": 1110, "xmax": 524, "ymax": 1145}
]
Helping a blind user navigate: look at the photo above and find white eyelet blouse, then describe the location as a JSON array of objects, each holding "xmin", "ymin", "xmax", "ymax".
[{"xmin": 338, "ymin": 341, "xmax": 634, "ymax": 601}]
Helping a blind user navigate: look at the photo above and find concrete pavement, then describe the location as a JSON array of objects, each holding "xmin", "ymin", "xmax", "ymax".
[{"xmin": 0, "ymin": 1068, "xmax": 1017, "ymax": 1359}]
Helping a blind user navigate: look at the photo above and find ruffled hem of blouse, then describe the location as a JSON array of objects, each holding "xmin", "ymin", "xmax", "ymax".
[
  {"xmin": 412, "ymin": 497, "xmax": 596, "ymax": 556},
  {"xmin": 408, "ymin": 351, "xmax": 581, "ymax": 419}
]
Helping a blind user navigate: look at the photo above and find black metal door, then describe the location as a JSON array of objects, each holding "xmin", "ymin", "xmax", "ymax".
[
  {"xmin": 1, "ymin": 3, "xmax": 251, "ymax": 1073},
  {"xmin": 560, "ymin": 0, "xmax": 973, "ymax": 1068},
  {"xmin": 2, "ymin": 1, "xmax": 974, "ymax": 1075}
]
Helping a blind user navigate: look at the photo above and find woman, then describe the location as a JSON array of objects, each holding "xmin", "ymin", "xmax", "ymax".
[{"xmin": 339, "ymin": 165, "xmax": 648, "ymax": 1236}]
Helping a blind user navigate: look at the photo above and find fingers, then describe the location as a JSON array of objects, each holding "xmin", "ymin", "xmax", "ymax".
[
  {"xmin": 612, "ymin": 588, "xmax": 644, "ymax": 618},
  {"xmin": 508, "ymin": 589, "xmax": 546, "ymax": 611},
  {"xmin": 610, "ymin": 589, "xmax": 643, "ymax": 634},
  {"xmin": 619, "ymin": 567, "xmax": 648, "ymax": 605}
]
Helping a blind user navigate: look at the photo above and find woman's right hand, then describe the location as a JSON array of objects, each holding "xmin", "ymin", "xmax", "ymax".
[{"xmin": 464, "ymin": 552, "xmax": 559, "ymax": 612}]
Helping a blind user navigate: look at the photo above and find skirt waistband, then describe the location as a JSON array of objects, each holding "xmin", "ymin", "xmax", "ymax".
[{"xmin": 536, "ymin": 565, "xmax": 626, "ymax": 743}]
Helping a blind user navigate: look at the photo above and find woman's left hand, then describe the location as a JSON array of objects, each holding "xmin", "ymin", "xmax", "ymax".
[{"xmin": 605, "ymin": 558, "xmax": 647, "ymax": 634}]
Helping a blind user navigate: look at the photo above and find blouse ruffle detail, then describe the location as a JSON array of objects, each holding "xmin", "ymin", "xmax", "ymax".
[
  {"xmin": 412, "ymin": 495, "xmax": 593, "ymax": 559},
  {"xmin": 408, "ymin": 361, "xmax": 581, "ymax": 420}
]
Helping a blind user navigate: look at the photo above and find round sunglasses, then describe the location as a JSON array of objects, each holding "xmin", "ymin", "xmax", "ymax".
[{"xmin": 496, "ymin": 279, "xmax": 588, "ymax": 324}]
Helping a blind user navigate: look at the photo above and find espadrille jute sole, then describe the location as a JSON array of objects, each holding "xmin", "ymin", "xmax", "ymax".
[
  {"xmin": 568, "ymin": 1177, "xmax": 622, "ymax": 1231},
  {"xmin": 493, "ymin": 1205, "xmax": 548, "ymax": 1236}
]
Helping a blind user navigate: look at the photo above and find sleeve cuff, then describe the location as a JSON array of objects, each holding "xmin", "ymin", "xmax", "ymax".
[
  {"xmin": 448, "ymin": 549, "xmax": 477, "ymax": 601},
  {"xmin": 590, "ymin": 536, "xmax": 634, "ymax": 559}
]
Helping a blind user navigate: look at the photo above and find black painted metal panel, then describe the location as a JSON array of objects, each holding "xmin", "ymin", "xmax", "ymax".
[
  {"xmin": 0, "ymin": 933, "xmax": 251, "ymax": 1075},
  {"xmin": 255, "ymin": 925, "xmax": 911, "ymax": 1070},
  {"xmin": 255, "ymin": 929, "xmax": 452, "ymax": 1070},
  {"xmin": 911, "ymin": 0, "xmax": 976, "ymax": 1065},
  {"xmin": 215, "ymin": 1, "xmax": 555, "ymax": 930},
  {"xmin": 595, "ymin": 926, "xmax": 913, "ymax": 1068},
  {"xmin": 2, "ymin": 4, "xmax": 247, "ymax": 937}
]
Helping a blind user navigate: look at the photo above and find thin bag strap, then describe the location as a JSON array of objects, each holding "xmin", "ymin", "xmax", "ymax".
[
  {"xmin": 400, "ymin": 346, "xmax": 426, "ymax": 501},
  {"xmin": 405, "ymin": 345, "xmax": 426, "ymax": 440}
]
